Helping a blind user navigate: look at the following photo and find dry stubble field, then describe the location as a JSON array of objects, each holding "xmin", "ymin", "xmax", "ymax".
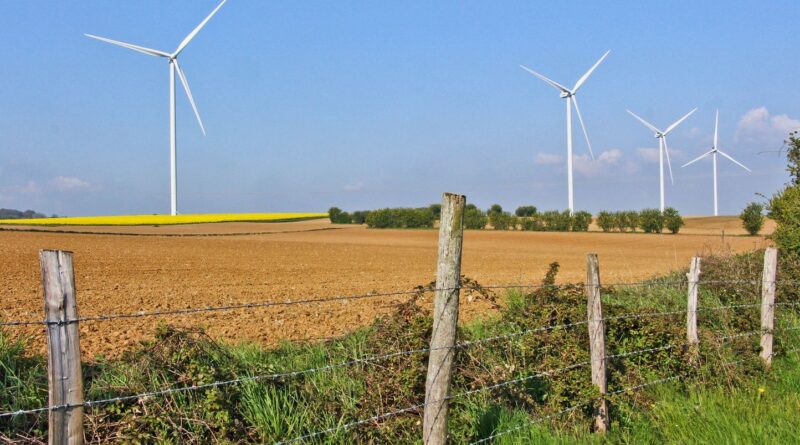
[{"xmin": 0, "ymin": 217, "xmax": 770, "ymax": 358}]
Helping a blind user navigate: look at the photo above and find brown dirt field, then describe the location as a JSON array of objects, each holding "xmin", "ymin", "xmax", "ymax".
[{"xmin": 0, "ymin": 220, "xmax": 770, "ymax": 359}]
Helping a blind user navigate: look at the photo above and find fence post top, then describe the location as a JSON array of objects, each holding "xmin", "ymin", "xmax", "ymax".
[
  {"xmin": 40, "ymin": 249, "xmax": 74, "ymax": 256},
  {"xmin": 441, "ymin": 192, "xmax": 466, "ymax": 201}
]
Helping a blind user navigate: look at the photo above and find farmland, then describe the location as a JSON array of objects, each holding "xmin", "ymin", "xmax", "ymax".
[{"xmin": 0, "ymin": 216, "xmax": 770, "ymax": 358}]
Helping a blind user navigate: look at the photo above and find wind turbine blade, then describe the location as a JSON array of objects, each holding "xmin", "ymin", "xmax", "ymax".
[
  {"xmin": 173, "ymin": 60, "xmax": 206, "ymax": 135},
  {"xmin": 520, "ymin": 65, "xmax": 570, "ymax": 93},
  {"xmin": 626, "ymin": 109, "xmax": 661, "ymax": 134},
  {"xmin": 663, "ymin": 137, "xmax": 675, "ymax": 184},
  {"xmin": 571, "ymin": 95, "xmax": 594, "ymax": 159},
  {"xmin": 714, "ymin": 109, "xmax": 719, "ymax": 149},
  {"xmin": 173, "ymin": 0, "xmax": 227, "ymax": 56},
  {"xmin": 663, "ymin": 107, "xmax": 698, "ymax": 135},
  {"xmin": 718, "ymin": 150, "xmax": 752, "ymax": 172},
  {"xmin": 681, "ymin": 149, "xmax": 714, "ymax": 168},
  {"xmin": 572, "ymin": 50, "xmax": 610, "ymax": 93},
  {"xmin": 84, "ymin": 33, "xmax": 170, "ymax": 57}
]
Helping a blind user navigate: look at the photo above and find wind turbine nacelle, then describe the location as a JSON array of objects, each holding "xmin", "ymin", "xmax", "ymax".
[{"xmin": 559, "ymin": 91, "xmax": 571, "ymax": 98}]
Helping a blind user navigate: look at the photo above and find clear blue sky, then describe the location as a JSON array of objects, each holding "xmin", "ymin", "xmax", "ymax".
[{"xmin": 1, "ymin": 1, "xmax": 798, "ymax": 216}]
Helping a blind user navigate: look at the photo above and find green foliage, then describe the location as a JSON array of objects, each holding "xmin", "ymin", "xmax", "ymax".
[
  {"xmin": 768, "ymin": 131, "xmax": 800, "ymax": 252},
  {"xmin": 515, "ymin": 206, "xmax": 537, "ymax": 217},
  {"xmin": 596, "ymin": 211, "xmax": 615, "ymax": 232},
  {"xmin": 365, "ymin": 207, "xmax": 435, "ymax": 229},
  {"xmin": 350, "ymin": 210, "xmax": 370, "ymax": 225},
  {"xmin": 740, "ymin": 202, "xmax": 765, "ymax": 236},
  {"xmin": 785, "ymin": 130, "xmax": 800, "ymax": 185},
  {"xmin": 662, "ymin": 207, "xmax": 684, "ymax": 234},
  {"xmin": 623, "ymin": 210, "xmax": 640, "ymax": 232},
  {"xmin": 639, "ymin": 208, "xmax": 664, "ymax": 233},
  {"xmin": 490, "ymin": 212, "xmax": 517, "ymax": 231},
  {"xmin": 571, "ymin": 211, "xmax": 592, "ymax": 232},
  {"xmin": 328, "ymin": 206, "xmax": 351, "ymax": 224},
  {"xmin": 428, "ymin": 204, "xmax": 442, "ymax": 219},
  {"xmin": 489, "ymin": 204, "xmax": 504, "ymax": 215},
  {"xmin": 464, "ymin": 207, "xmax": 488, "ymax": 230}
]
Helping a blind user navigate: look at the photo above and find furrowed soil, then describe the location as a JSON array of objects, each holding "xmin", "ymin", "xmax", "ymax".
[{"xmin": 0, "ymin": 218, "xmax": 770, "ymax": 358}]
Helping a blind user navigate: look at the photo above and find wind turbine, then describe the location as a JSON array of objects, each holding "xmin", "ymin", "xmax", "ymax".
[
  {"xmin": 521, "ymin": 50, "xmax": 610, "ymax": 213},
  {"xmin": 85, "ymin": 0, "xmax": 227, "ymax": 216},
  {"xmin": 627, "ymin": 107, "xmax": 697, "ymax": 212},
  {"xmin": 682, "ymin": 110, "xmax": 751, "ymax": 216}
]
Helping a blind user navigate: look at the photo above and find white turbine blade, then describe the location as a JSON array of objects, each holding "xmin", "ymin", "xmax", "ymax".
[
  {"xmin": 84, "ymin": 33, "xmax": 170, "ymax": 57},
  {"xmin": 571, "ymin": 95, "xmax": 594, "ymax": 159},
  {"xmin": 718, "ymin": 150, "xmax": 752, "ymax": 172},
  {"xmin": 662, "ymin": 137, "xmax": 675, "ymax": 184},
  {"xmin": 572, "ymin": 50, "xmax": 610, "ymax": 93},
  {"xmin": 681, "ymin": 149, "xmax": 714, "ymax": 168},
  {"xmin": 173, "ymin": 60, "xmax": 206, "ymax": 135},
  {"xmin": 626, "ymin": 109, "xmax": 661, "ymax": 134},
  {"xmin": 520, "ymin": 65, "xmax": 570, "ymax": 93},
  {"xmin": 173, "ymin": 0, "xmax": 227, "ymax": 56},
  {"xmin": 664, "ymin": 107, "xmax": 698, "ymax": 135},
  {"xmin": 713, "ymin": 109, "xmax": 719, "ymax": 149}
]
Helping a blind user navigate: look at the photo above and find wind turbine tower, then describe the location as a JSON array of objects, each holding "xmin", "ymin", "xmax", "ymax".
[
  {"xmin": 85, "ymin": 0, "xmax": 227, "ymax": 216},
  {"xmin": 521, "ymin": 50, "xmax": 610, "ymax": 213},
  {"xmin": 682, "ymin": 110, "xmax": 751, "ymax": 216}
]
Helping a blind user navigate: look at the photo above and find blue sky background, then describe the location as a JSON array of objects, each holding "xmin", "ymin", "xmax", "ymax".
[{"xmin": 1, "ymin": 1, "xmax": 798, "ymax": 216}]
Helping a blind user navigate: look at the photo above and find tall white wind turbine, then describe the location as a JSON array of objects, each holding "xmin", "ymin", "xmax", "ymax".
[
  {"xmin": 627, "ymin": 107, "xmax": 697, "ymax": 212},
  {"xmin": 85, "ymin": 0, "xmax": 227, "ymax": 216},
  {"xmin": 682, "ymin": 110, "xmax": 751, "ymax": 216},
  {"xmin": 521, "ymin": 50, "xmax": 610, "ymax": 213}
]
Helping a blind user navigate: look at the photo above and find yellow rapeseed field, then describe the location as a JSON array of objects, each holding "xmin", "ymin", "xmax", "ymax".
[{"xmin": 0, "ymin": 213, "xmax": 327, "ymax": 226}]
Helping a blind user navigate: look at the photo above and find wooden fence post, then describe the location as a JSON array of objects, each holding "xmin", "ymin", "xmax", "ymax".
[
  {"xmin": 586, "ymin": 253, "xmax": 608, "ymax": 433},
  {"xmin": 40, "ymin": 250, "xmax": 84, "ymax": 445},
  {"xmin": 760, "ymin": 247, "xmax": 778, "ymax": 367},
  {"xmin": 686, "ymin": 257, "xmax": 701, "ymax": 355},
  {"xmin": 423, "ymin": 193, "xmax": 466, "ymax": 445}
]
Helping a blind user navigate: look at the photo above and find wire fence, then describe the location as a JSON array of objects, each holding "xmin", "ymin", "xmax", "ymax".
[{"xmin": 1, "ymin": 245, "xmax": 797, "ymax": 444}]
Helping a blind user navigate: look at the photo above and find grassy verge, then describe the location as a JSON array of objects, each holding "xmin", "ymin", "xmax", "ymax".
[{"xmin": 1, "ymin": 251, "xmax": 798, "ymax": 443}]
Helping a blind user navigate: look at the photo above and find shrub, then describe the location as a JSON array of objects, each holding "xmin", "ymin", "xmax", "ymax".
[
  {"xmin": 463, "ymin": 207, "xmax": 488, "ymax": 230},
  {"xmin": 739, "ymin": 202, "xmax": 765, "ymax": 236},
  {"xmin": 515, "ymin": 206, "xmax": 537, "ymax": 217},
  {"xmin": 328, "ymin": 207, "xmax": 351, "ymax": 224},
  {"xmin": 488, "ymin": 204, "xmax": 503, "ymax": 215},
  {"xmin": 639, "ymin": 208, "xmax": 664, "ymax": 233},
  {"xmin": 663, "ymin": 207, "xmax": 684, "ymax": 234},
  {"xmin": 350, "ymin": 210, "xmax": 370, "ymax": 225},
  {"xmin": 596, "ymin": 211, "xmax": 615, "ymax": 232},
  {"xmin": 428, "ymin": 204, "xmax": 441, "ymax": 219},
  {"xmin": 490, "ymin": 212, "xmax": 516, "ymax": 231},
  {"xmin": 769, "ymin": 131, "xmax": 800, "ymax": 252},
  {"xmin": 365, "ymin": 208, "xmax": 434, "ymax": 229},
  {"xmin": 571, "ymin": 211, "xmax": 592, "ymax": 232},
  {"xmin": 623, "ymin": 210, "xmax": 640, "ymax": 232}
]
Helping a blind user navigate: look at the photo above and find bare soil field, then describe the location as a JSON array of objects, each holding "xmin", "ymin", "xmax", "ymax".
[{"xmin": 0, "ymin": 218, "xmax": 770, "ymax": 358}]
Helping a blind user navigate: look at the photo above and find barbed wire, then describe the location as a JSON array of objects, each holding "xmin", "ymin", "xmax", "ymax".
[{"xmin": 717, "ymin": 330, "xmax": 762, "ymax": 342}]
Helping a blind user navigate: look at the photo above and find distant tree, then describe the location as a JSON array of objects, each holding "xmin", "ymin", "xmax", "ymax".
[
  {"xmin": 490, "ymin": 211, "xmax": 515, "ymax": 230},
  {"xmin": 663, "ymin": 207, "xmax": 684, "ymax": 234},
  {"xmin": 351, "ymin": 210, "xmax": 370, "ymax": 225},
  {"xmin": 596, "ymin": 211, "xmax": 615, "ymax": 232},
  {"xmin": 328, "ymin": 207, "xmax": 351, "ymax": 224},
  {"xmin": 624, "ymin": 211, "xmax": 640, "ymax": 232},
  {"xmin": 739, "ymin": 202, "xmax": 764, "ymax": 236},
  {"xmin": 428, "ymin": 204, "xmax": 442, "ymax": 219},
  {"xmin": 489, "ymin": 204, "xmax": 503, "ymax": 215},
  {"xmin": 515, "ymin": 205, "xmax": 537, "ymax": 217},
  {"xmin": 769, "ymin": 131, "xmax": 800, "ymax": 251},
  {"xmin": 639, "ymin": 209, "xmax": 664, "ymax": 233},
  {"xmin": 571, "ymin": 211, "xmax": 592, "ymax": 232},
  {"xmin": 465, "ymin": 203, "xmax": 478, "ymax": 211},
  {"xmin": 464, "ymin": 207, "xmax": 488, "ymax": 229}
]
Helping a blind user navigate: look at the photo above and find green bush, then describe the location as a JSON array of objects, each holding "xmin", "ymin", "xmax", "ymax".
[
  {"xmin": 571, "ymin": 211, "xmax": 592, "ymax": 232},
  {"xmin": 596, "ymin": 211, "xmax": 615, "ymax": 232},
  {"xmin": 488, "ymin": 204, "xmax": 503, "ymax": 215},
  {"xmin": 428, "ymin": 204, "xmax": 441, "ymax": 219},
  {"xmin": 463, "ymin": 207, "xmax": 488, "ymax": 230},
  {"xmin": 739, "ymin": 202, "xmax": 765, "ymax": 236},
  {"xmin": 490, "ymin": 212, "xmax": 517, "ymax": 230},
  {"xmin": 350, "ymin": 210, "xmax": 370, "ymax": 225},
  {"xmin": 769, "ymin": 131, "xmax": 800, "ymax": 252},
  {"xmin": 365, "ymin": 208, "xmax": 434, "ymax": 229},
  {"xmin": 663, "ymin": 207, "xmax": 684, "ymax": 234},
  {"xmin": 515, "ymin": 206, "xmax": 537, "ymax": 217},
  {"xmin": 623, "ymin": 210, "xmax": 640, "ymax": 232},
  {"xmin": 328, "ymin": 207, "xmax": 351, "ymax": 224},
  {"xmin": 639, "ymin": 208, "xmax": 664, "ymax": 233}
]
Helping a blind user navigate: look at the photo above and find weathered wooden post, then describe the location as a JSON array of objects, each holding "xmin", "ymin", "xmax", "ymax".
[
  {"xmin": 686, "ymin": 257, "xmax": 701, "ymax": 356},
  {"xmin": 760, "ymin": 247, "xmax": 778, "ymax": 367},
  {"xmin": 40, "ymin": 250, "xmax": 84, "ymax": 445},
  {"xmin": 423, "ymin": 193, "xmax": 466, "ymax": 445},
  {"xmin": 586, "ymin": 253, "xmax": 608, "ymax": 433}
]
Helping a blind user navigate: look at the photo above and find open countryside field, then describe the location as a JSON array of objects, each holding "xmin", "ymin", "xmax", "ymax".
[{"xmin": 0, "ymin": 217, "xmax": 771, "ymax": 358}]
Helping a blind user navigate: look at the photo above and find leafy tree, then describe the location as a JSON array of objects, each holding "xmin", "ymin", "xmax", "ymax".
[
  {"xmin": 350, "ymin": 210, "xmax": 370, "ymax": 225},
  {"xmin": 571, "ymin": 211, "xmax": 592, "ymax": 232},
  {"xmin": 663, "ymin": 207, "xmax": 684, "ymax": 234},
  {"xmin": 769, "ymin": 131, "xmax": 800, "ymax": 251},
  {"xmin": 328, "ymin": 207, "xmax": 351, "ymax": 224},
  {"xmin": 428, "ymin": 204, "xmax": 442, "ymax": 219},
  {"xmin": 638, "ymin": 209, "xmax": 664, "ymax": 233},
  {"xmin": 464, "ymin": 207, "xmax": 488, "ymax": 230},
  {"xmin": 739, "ymin": 202, "xmax": 765, "ymax": 236},
  {"xmin": 596, "ymin": 211, "xmax": 615, "ymax": 232},
  {"xmin": 488, "ymin": 204, "xmax": 503, "ymax": 215},
  {"xmin": 490, "ymin": 211, "xmax": 516, "ymax": 230},
  {"xmin": 515, "ymin": 206, "xmax": 537, "ymax": 217},
  {"xmin": 623, "ymin": 211, "xmax": 640, "ymax": 232}
]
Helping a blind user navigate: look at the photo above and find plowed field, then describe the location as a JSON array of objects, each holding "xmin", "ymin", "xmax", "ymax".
[{"xmin": 0, "ymin": 218, "xmax": 770, "ymax": 358}]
